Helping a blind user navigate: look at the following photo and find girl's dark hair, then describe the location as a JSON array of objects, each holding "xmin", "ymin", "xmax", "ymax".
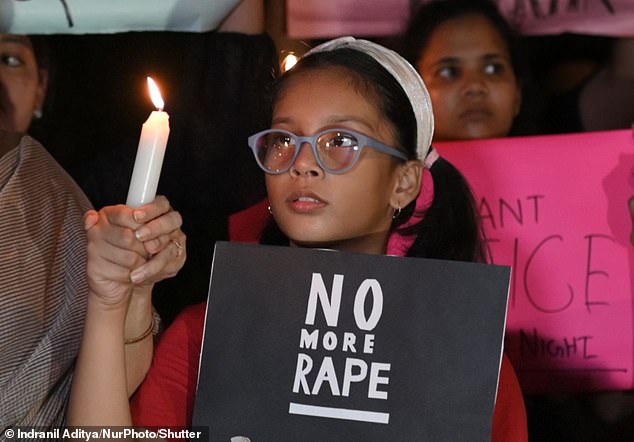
[
  {"xmin": 401, "ymin": 0, "xmax": 525, "ymax": 81},
  {"xmin": 400, "ymin": 158, "xmax": 486, "ymax": 262},
  {"xmin": 262, "ymin": 47, "xmax": 486, "ymax": 263}
]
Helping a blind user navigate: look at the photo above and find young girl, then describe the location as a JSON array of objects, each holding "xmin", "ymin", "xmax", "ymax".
[{"xmin": 69, "ymin": 36, "xmax": 527, "ymax": 440}]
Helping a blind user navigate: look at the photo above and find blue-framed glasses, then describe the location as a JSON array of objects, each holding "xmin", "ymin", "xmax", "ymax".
[{"xmin": 248, "ymin": 128, "xmax": 408, "ymax": 175}]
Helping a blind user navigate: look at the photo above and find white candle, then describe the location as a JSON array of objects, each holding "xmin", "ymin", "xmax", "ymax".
[{"xmin": 126, "ymin": 77, "xmax": 170, "ymax": 207}]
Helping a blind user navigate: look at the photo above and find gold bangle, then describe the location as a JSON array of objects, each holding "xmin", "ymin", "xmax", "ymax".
[{"xmin": 124, "ymin": 318, "xmax": 154, "ymax": 345}]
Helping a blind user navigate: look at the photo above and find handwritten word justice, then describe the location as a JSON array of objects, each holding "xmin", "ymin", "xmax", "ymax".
[
  {"xmin": 480, "ymin": 195, "xmax": 614, "ymax": 314},
  {"xmin": 292, "ymin": 273, "xmax": 391, "ymax": 400}
]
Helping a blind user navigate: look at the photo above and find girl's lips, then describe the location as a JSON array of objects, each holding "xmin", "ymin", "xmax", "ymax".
[{"xmin": 287, "ymin": 191, "xmax": 327, "ymax": 212}]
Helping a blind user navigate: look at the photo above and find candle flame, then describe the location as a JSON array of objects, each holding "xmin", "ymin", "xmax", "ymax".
[
  {"xmin": 147, "ymin": 77, "xmax": 165, "ymax": 111},
  {"xmin": 281, "ymin": 53, "xmax": 299, "ymax": 73}
]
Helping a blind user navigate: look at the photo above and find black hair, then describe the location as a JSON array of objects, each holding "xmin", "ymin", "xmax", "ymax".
[
  {"xmin": 262, "ymin": 46, "xmax": 486, "ymax": 263},
  {"xmin": 28, "ymin": 36, "xmax": 50, "ymax": 72},
  {"xmin": 401, "ymin": 0, "xmax": 524, "ymax": 81},
  {"xmin": 400, "ymin": 158, "xmax": 486, "ymax": 262}
]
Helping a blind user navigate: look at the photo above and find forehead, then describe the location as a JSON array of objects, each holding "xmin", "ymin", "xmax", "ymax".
[
  {"xmin": 421, "ymin": 14, "xmax": 510, "ymax": 60},
  {"xmin": 0, "ymin": 34, "xmax": 33, "ymax": 48},
  {"xmin": 274, "ymin": 66, "xmax": 380, "ymax": 115},
  {"xmin": 272, "ymin": 66, "xmax": 398, "ymax": 141}
]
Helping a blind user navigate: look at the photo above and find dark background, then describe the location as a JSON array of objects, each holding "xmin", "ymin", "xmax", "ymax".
[{"xmin": 30, "ymin": 31, "xmax": 278, "ymax": 325}]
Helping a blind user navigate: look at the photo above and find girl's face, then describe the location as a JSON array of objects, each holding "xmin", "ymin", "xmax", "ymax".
[
  {"xmin": 0, "ymin": 34, "xmax": 47, "ymax": 133},
  {"xmin": 417, "ymin": 15, "xmax": 521, "ymax": 141},
  {"xmin": 265, "ymin": 67, "xmax": 419, "ymax": 255}
]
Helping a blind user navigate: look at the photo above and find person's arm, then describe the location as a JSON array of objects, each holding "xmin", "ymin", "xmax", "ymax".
[
  {"xmin": 68, "ymin": 196, "xmax": 185, "ymax": 426},
  {"xmin": 123, "ymin": 286, "xmax": 156, "ymax": 394}
]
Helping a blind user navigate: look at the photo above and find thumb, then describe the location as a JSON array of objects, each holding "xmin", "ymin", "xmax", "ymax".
[{"xmin": 83, "ymin": 210, "xmax": 99, "ymax": 231}]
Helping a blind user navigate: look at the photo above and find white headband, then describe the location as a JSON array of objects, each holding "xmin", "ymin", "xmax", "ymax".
[{"xmin": 305, "ymin": 36, "xmax": 435, "ymax": 161}]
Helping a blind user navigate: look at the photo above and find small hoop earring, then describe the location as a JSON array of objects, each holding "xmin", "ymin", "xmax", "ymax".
[
  {"xmin": 267, "ymin": 205, "xmax": 272, "ymax": 214},
  {"xmin": 33, "ymin": 109, "xmax": 43, "ymax": 120},
  {"xmin": 392, "ymin": 207, "xmax": 401, "ymax": 220}
]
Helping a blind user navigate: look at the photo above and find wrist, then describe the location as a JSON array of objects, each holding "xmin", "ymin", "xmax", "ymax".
[
  {"xmin": 124, "ymin": 315, "xmax": 155, "ymax": 345},
  {"xmin": 87, "ymin": 290, "xmax": 130, "ymax": 315},
  {"xmin": 124, "ymin": 286, "xmax": 158, "ymax": 344},
  {"xmin": 86, "ymin": 280, "xmax": 135, "ymax": 311},
  {"xmin": 84, "ymin": 294, "xmax": 128, "ymax": 344}
]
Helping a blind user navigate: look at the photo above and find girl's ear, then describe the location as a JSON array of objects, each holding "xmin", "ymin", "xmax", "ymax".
[{"xmin": 391, "ymin": 160, "xmax": 423, "ymax": 209}]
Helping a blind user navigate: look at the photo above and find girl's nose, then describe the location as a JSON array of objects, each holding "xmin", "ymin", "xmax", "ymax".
[{"xmin": 289, "ymin": 142, "xmax": 323, "ymax": 177}]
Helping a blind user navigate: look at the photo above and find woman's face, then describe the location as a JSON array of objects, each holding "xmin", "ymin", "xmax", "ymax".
[
  {"xmin": 0, "ymin": 34, "xmax": 46, "ymax": 133},
  {"xmin": 417, "ymin": 15, "xmax": 521, "ymax": 141},
  {"xmin": 265, "ymin": 67, "xmax": 411, "ymax": 255}
]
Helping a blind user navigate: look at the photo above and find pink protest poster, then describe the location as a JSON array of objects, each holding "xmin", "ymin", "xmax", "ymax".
[
  {"xmin": 286, "ymin": 0, "xmax": 410, "ymax": 39},
  {"xmin": 496, "ymin": 0, "xmax": 634, "ymax": 36},
  {"xmin": 437, "ymin": 130, "xmax": 634, "ymax": 393},
  {"xmin": 286, "ymin": 0, "xmax": 634, "ymax": 38}
]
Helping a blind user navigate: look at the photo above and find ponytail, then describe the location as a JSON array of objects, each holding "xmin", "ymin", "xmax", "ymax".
[{"xmin": 400, "ymin": 157, "xmax": 487, "ymax": 263}]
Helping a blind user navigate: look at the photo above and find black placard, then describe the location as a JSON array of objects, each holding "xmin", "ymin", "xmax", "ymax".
[{"xmin": 193, "ymin": 242, "xmax": 510, "ymax": 441}]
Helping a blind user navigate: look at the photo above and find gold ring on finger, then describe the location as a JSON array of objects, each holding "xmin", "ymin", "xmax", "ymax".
[{"xmin": 171, "ymin": 238, "xmax": 184, "ymax": 257}]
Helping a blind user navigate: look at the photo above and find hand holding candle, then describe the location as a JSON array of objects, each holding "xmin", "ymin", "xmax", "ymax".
[{"xmin": 126, "ymin": 77, "xmax": 170, "ymax": 208}]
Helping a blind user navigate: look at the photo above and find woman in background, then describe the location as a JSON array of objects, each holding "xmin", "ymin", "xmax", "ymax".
[
  {"xmin": 0, "ymin": 32, "xmax": 184, "ymax": 429},
  {"xmin": 401, "ymin": 0, "xmax": 530, "ymax": 141}
]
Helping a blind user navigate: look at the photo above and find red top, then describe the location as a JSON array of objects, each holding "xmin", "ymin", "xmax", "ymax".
[{"xmin": 131, "ymin": 302, "xmax": 527, "ymax": 441}]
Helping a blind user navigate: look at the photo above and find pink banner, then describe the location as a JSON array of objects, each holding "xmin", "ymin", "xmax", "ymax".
[
  {"xmin": 286, "ymin": 0, "xmax": 634, "ymax": 38},
  {"xmin": 496, "ymin": 0, "xmax": 634, "ymax": 36},
  {"xmin": 438, "ymin": 130, "xmax": 634, "ymax": 393},
  {"xmin": 286, "ymin": 0, "xmax": 410, "ymax": 39}
]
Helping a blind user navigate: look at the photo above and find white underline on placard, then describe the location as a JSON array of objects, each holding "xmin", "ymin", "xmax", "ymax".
[{"xmin": 288, "ymin": 402, "xmax": 390, "ymax": 424}]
